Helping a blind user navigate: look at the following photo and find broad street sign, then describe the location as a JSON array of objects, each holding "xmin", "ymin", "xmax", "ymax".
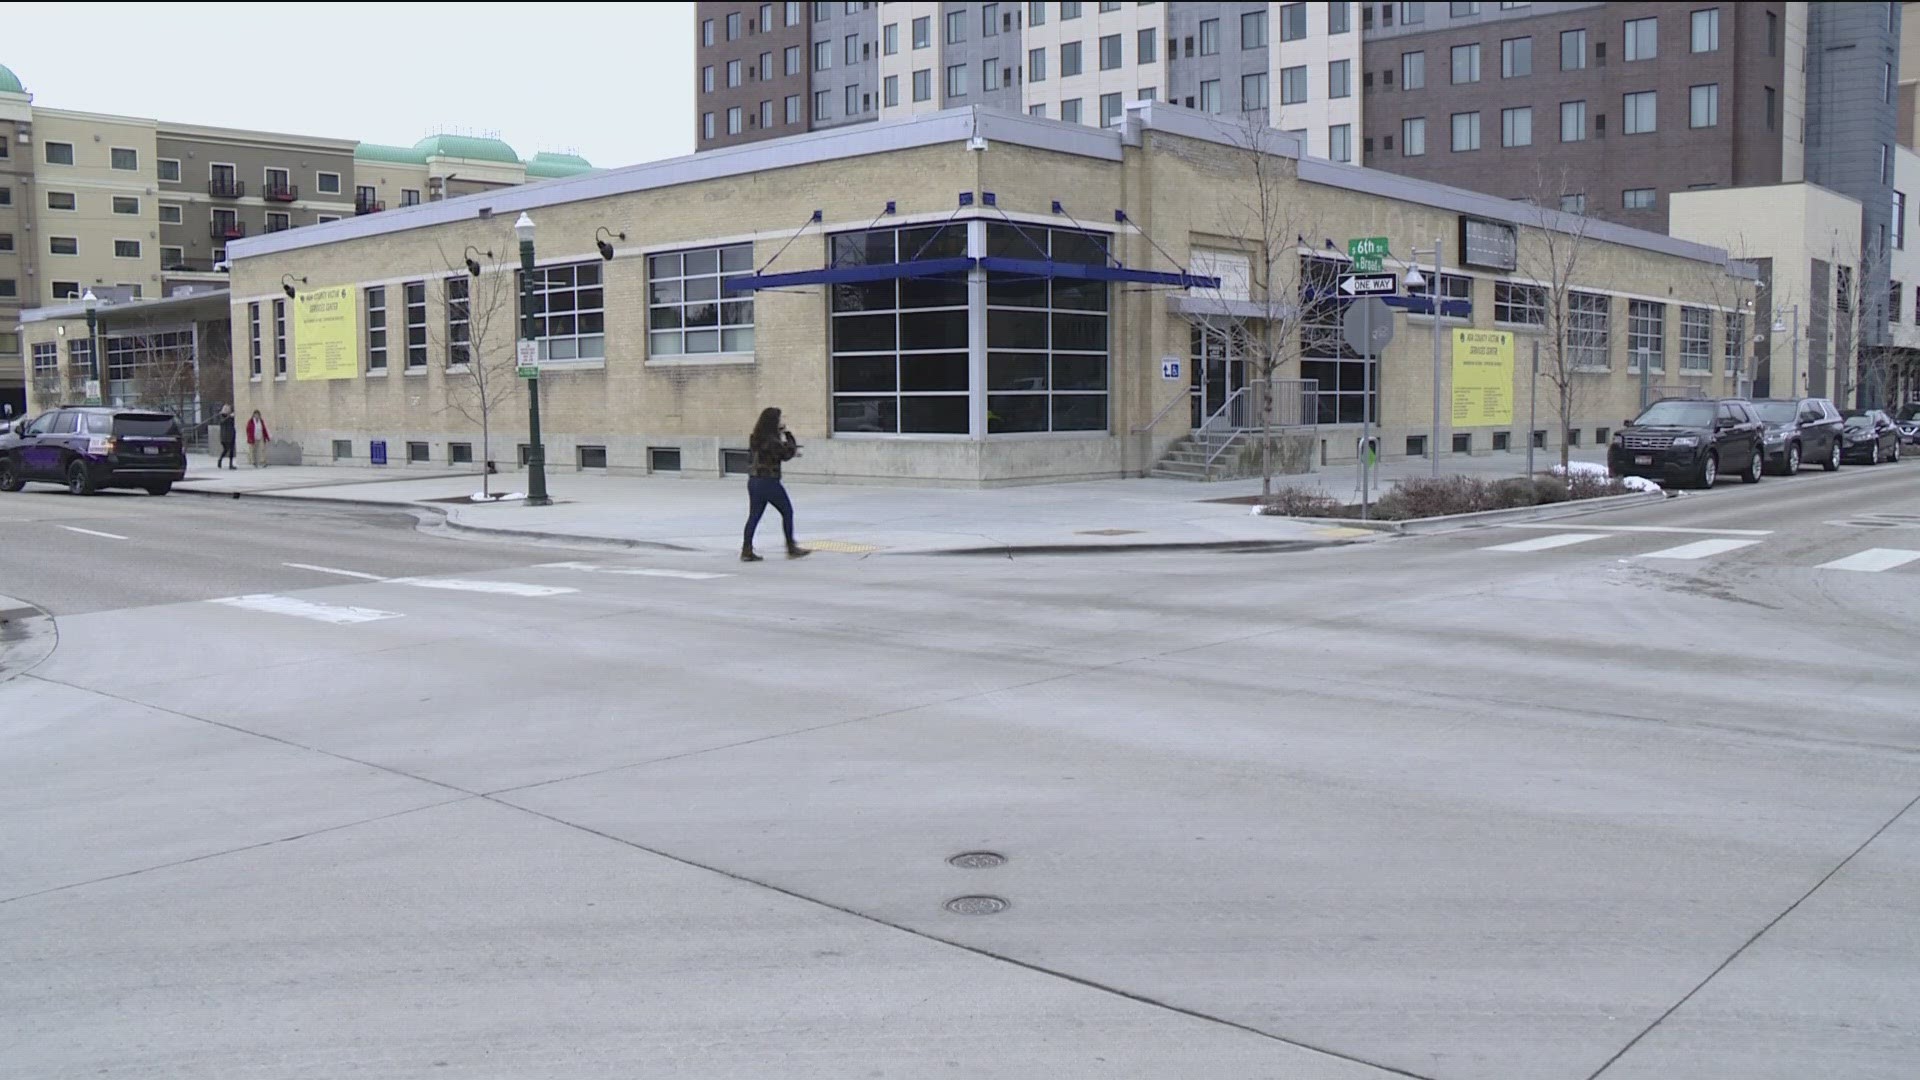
[
  {"xmin": 1348, "ymin": 236, "xmax": 1388, "ymax": 273},
  {"xmin": 1339, "ymin": 273, "xmax": 1398, "ymax": 296},
  {"xmin": 516, "ymin": 339, "xmax": 540, "ymax": 379},
  {"xmin": 1340, "ymin": 296, "xmax": 1396, "ymax": 356}
]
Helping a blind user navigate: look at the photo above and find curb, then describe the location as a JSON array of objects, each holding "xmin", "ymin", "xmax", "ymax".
[
  {"xmin": 1283, "ymin": 488, "xmax": 1669, "ymax": 534},
  {"xmin": 934, "ymin": 536, "xmax": 1366, "ymax": 556},
  {"xmin": 0, "ymin": 594, "xmax": 57, "ymax": 684}
]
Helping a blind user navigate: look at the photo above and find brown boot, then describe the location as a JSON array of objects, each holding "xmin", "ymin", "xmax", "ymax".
[
  {"xmin": 786, "ymin": 542, "xmax": 811, "ymax": 559},
  {"xmin": 740, "ymin": 547, "xmax": 764, "ymax": 563}
]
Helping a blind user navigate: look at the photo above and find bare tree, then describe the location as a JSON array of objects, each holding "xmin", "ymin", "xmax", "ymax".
[
  {"xmin": 1512, "ymin": 167, "xmax": 1603, "ymax": 471},
  {"xmin": 1680, "ymin": 242, "xmax": 1763, "ymax": 398},
  {"xmin": 1188, "ymin": 113, "xmax": 1323, "ymax": 501},
  {"xmin": 431, "ymin": 231, "xmax": 520, "ymax": 497},
  {"xmin": 1830, "ymin": 231, "xmax": 1895, "ymax": 409}
]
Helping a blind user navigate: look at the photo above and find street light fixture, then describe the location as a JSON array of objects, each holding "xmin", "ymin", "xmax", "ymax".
[
  {"xmin": 516, "ymin": 212, "xmax": 551, "ymax": 507},
  {"xmin": 81, "ymin": 288, "xmax": 101, "ymax": 403}
]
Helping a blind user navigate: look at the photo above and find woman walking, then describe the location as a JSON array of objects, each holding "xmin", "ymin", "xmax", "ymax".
[
  {"xmin": 215, "ymin": 405, "xmax": 238, "ymax": 470},
  {"xmin": 741, "ymin": 407, "xmax": 809, "ymax": 562},
  {"xmin": 245, "ymin": 409, "xmax": 270, "ymax": 468}
]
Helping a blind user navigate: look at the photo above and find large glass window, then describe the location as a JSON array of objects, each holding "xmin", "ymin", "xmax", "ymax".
[
  {"xmin": 1495, "ymin": 281, "xmax": 1546, "ymax": 325},
  {"xmin": 1625, "ymin": 17, "xmax": 1658, "ymax": 61},
  {"xmin": 1624, "ymin": 91, "xmax": 1657, "ymax": 134},
  {"xmin": 273, "ymin": 298, "xmax": 288, "ymax": 377},
  {"xmin": 1628, "ymin": 299, "xmax": 1664, "ymax": 372},
  {"xmin": 1680, "ymin": 306, "xmax": 1712, "ymax": 371},
  {"xmin": 1569, "ymin": 291, "xmax": 1611, "ymax": 368},
  {"xmin": 1330, "ymin": 59, "xmax": 1351, "ymax": 99},
  {"xmin": 1403, "ymin": 117, "xmax": 1427, "ymax": 156},
  {"xmin": 32, "ymin": 341, "xmax": 57, "ymax": 377},
  {"xmin": 1101, "ymin": 33, "xmax": 1122, "ymax": 70},
  {"xmin": 1329, "ymin": 124, "xmax": 1352, "ymax": 163},
  {"xmin": 1691, "ymin": 8, "xmax": 1719, "ymax": 52},
  {"xmin": 366, "ymin": 286, "xmax": 387, "ymax": 372},
  {"xmin": 1501, "ymin": 106, "xmax": 1532, "ymax": 147},
  {"xmin": 648, "ymin": 246, "xmax": 749, "ymax": 357},
  {"xmin": 1062, "ymin": 40, "xmax": 1083, "ymax": 76},
  {"xmin": 248, "ymin": 301, "xmax": 262, "ymax": 377},
  {"xmin": 1452, "ymin": 111, "xmax": 1481, "ymax": 151},
  {"xmin": 1300, "ymin": 256, "xmax": 1377, "ymax": 424},
  {"xmin": 1243, "ymin": 9, "xmax": 1268, "ymax": 48},
  {"xmin": 405, "ymin": 282, "xmax": 427, "ymax": 369},
  {"xmin": 831, "ymin": 224, "xmax": 973, "ymax": 435},
  {"xmin": 445, "ymin": 276, "xmax": 470, "ymax": 367},
  {"xmin": 1200, "ymin": 80, "xmax": 1222, "ymax": 113},
  {"xmin": 1199, "ymin": 18, "xmax": 1220, "ymax": 55},
  {"xmin": 1724, "ymin": 311, "xmax": 1744, "ymax": 373},
  {"xmin": 104, "ymin": 329, "xmax": 192, "ymax": 389},
  {"xmin": 1690, "ymin": 83, "xmax": 1718, "ymax": 128},
  {"xmin": 1403, "ymin": 51, "xmax": 1426, "ymax": 90},
  {"xmin": 1562, "ymin": 28, "xmax": 1587, "ymax": 70},
  {"xmin": 1281, "ymin": 3, "xmax": 1307, "ymax": 40},
  {"xmin": 986, "ymin": 223, "xmax": 1111, "ymax": 435},
  {"xmin": 1502, "ymin": 36, "xmax": 1531, "ymax": 77},
  {"xmin": 1280, "ymin": 66, "xmax": 1306, "ymax": 105},
  {"xmin": 1452, "ymin": 43, "xmax": 1481, "ymax": 84},
  {"xmin": 1561, "ymin": 100, "xmax": 1586, "ymax": 142}
]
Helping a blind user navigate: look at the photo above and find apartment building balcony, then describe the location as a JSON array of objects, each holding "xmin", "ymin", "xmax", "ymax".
[
  {"xmin": 355, "ymin": 195, "xmax": 384, "ymax": 215},
  {"xmin": 263, "ymin": 182, "xmax": 299, "ymax": 203},
  {"xmin": 211, "ymin": 220, "xmax": 247, "ymax": 240},
  {"xmin": 208, "ymin": 178, "xmax": 245, "ymax": 199}
]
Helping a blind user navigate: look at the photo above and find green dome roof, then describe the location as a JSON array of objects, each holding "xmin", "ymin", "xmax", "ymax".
[
  {"xmin": 413, "ymin": 133, "xmax": 520, "ymax": 164},
  {"xmin": 354, "ymin": 142, "xmax": 427, "ymax": 165},
  {"xmin": 524, "ymin": 151, "xmax": 594, "ymax": 179},
  {"xmin": 0, "ymin": 64, "xmax": 24, "ymax": 95}
]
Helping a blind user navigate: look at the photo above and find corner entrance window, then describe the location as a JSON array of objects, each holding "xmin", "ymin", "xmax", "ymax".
[{"xmin": 829, "ymin": 224, "xmax": 971, "ymax": 434}]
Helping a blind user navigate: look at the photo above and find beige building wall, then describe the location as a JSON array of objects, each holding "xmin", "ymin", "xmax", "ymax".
[
  {"xmin": 29, "ymin": 109, "xmax": 160, "ymax": 305},
  {"xmin": 352, "ymin": 160, "xmax": 430, "ymax": 212},
  {"xmin": 877, "ymin": 1, "xmax": 944, "ymax": 119},
  {"xmin": 1268, "ymin": 1, "xmax": 1362, "ymax": 164},
  {"xmin": 221, "ymin": 108, "xmax": 1748, "ymax": 484},
  {"xmin": 1671, "ymin": 182, "xmax": 1862, "ymax": 400},
  {"xmin": 1022, "ymin": 2, "xmax": 1164, "ymax": 123}
]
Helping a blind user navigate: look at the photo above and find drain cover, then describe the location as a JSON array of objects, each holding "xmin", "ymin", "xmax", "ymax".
[
  {"xmin": 945, "ymin": 895, "xmax": 1009, "ymax": 916},
  {"xmin": 948, "ymin": 851, "xmax": 1006, "ymax": 869}
]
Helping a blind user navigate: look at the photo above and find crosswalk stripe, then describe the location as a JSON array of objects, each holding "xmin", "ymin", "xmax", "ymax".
[
  {"xmin": 1481, "ymin": 533, "xmax": 1608, "ymax": 552},
  {"xmin": 1496, "ymin": 524, "xmax": 1773, "ymax": 536},
  {"xmin": 1635, "ymin": 538, "xmax": 1763, "ymax": 561},
  {"xmin": 283, "ymin": 562, "xmax": 386, "ymax": 580},
  {"xmin": 388, "ymin": 578, "xmax": 577, "ymax": 597},
  {"xmin": 1816, "ymin": 548, "xmax": 1920, "ymax": 573},
  {"xmin": 209, "ymin": 594, "xmax": 401, "ymax": 624},
  {"xmin": 535, "ymin": 561, "xmax": 730, "ymax": 581}
]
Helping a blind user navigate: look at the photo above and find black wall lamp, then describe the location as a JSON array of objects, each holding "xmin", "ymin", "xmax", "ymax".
[
  {"xmin": 281, "ymin": 273, "xmax": 306, "ymax": 299},
  {"xmin": 464, "ymin": 245, "xmax": 491, "ymax": 277},
  {"xmin": 596, "ymin": 226, "xmax": 626, "ymax": 262}
]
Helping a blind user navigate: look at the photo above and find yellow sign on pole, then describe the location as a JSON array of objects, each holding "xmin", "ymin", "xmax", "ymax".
[
  {"xmin": 292, "ymin": 284, "xmax": 358, "ymax": 381},
  {"xmin": 1451, "ymin": 329, "xmax": 1514, "ymax": 427}
]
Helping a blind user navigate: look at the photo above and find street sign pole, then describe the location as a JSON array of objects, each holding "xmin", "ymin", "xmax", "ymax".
[{"xmin": 1361, "ymin": 299, "xmax": 1372, "ymax": 519}]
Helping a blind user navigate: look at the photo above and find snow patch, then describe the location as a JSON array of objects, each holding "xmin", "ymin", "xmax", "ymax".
[
  {"xmin": 470, "ymin": 492, "xmax": 528, "ymax": 503},
  {"xmin": 1550, "ymin": 461, "xmax": 1611, "ymax": 479},
  {"xmin": 1619, "ymin": 476, "xmax": 1662, "ymax": 493}
]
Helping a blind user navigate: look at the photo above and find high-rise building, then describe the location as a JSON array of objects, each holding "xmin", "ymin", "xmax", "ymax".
[{"xmin": 0, "ymin": 61, "xmax": 593, "ymax": 413}]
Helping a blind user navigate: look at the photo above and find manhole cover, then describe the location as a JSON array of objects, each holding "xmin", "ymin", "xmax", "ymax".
[
  {"xmin": 948, "ymin": 851, "xmax": 1006, "ymax": 869},
  {"xmin": 944, "ymin": 895, "xmax": 1009, "ymax": 916}
]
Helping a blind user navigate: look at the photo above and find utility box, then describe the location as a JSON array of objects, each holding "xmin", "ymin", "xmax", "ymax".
[{"xmin": 370, "ymin": 439, "xmax": 388, "ymax": 466}]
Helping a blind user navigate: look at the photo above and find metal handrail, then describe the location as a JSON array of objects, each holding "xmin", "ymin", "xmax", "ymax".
[
  {"xmin": 1199, "ymin": 387, "xmax": 1252, "ymax": 470},
  {"xmin": 1133, "ymin": 387, "xmax": 1192, "ymax": 434}
]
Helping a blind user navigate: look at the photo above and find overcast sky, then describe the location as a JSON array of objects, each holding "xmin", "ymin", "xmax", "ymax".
[{"xmin": 6, "ymin": 4, "xmax": 695, "ymax": 169}]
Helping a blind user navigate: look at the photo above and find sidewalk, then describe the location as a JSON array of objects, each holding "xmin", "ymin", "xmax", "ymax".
[{"xmin": 171, "ymin": 449, "xmax": 1602, "ymax": 556}]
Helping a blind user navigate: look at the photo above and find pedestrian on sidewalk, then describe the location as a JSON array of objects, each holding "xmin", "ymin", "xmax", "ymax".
[
  {"xmin": 215, "ymin": 405, "xmax": 238, "ymax": 470},
  {"xmin": 741, "ymin": 406, "xmax": 809, "ymax": 562},
  {"xmin": 245, "ymin": 409, "xmax": 270, "ymax": 468}
]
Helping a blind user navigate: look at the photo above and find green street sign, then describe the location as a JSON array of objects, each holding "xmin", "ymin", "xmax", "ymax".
[{"xmin": 1348, "ymin": 236, "xmax": 1388, "ymax": 273}]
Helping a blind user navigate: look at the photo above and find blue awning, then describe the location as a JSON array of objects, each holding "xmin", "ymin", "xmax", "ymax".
[
  {"xmin": 730, "ymin": 256, "xmax": 975, "ymax": 291},
  {"xmin": 1384, "ymin": 295, "xmax": 1473, "ymax": 318},
  {"xmin": 977, "ymin": 256, "xmax": 1219, "ymax": 290}
]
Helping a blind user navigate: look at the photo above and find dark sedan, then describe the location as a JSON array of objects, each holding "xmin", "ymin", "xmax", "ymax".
[{"xmin": 1839, "ymin": 410, "xmax": 1902, "ymax": 465}]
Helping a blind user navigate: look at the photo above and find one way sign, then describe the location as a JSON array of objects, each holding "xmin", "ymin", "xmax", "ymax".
[{"xmin": 1340, "ymin": 273, "xmax": 1399, "ymax": 296}]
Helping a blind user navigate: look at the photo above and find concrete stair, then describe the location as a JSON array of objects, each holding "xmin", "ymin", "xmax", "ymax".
[{"xmin": 1149, "ymin": 433, "xmax": 1246, "ymax": 480}]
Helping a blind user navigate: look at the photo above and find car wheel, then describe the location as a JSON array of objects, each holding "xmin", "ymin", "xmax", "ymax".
[
  {"xmin": 1871, "ymin": 443, "xmax": 1882, "ymax": 465},
  {"xmin": 66, "ymin": 459, "xmax": 95, "ymax": 496},
  {"xmin": 1700, "ymin": 452, "xmax": 1719, "ymax": 488},
  {"xmin": 145, "ymin": 482, "xmax": 171, "ymax": 496},
  {"xmin": 1743, "ymin": 446, "xmax": 1764, "ymax": 483},
  {"xmin": 0, "ymin": 457, "xmax": 21, "ymax": 493},
  {"xmin": 1826, "ymin": 440, "xmax": 1843, "ymax": 471},
  {"xmin": 1786, "ymin": 443, "xmax": 1801, "ymax": 475}
]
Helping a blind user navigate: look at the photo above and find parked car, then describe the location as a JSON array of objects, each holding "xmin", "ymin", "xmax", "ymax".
[
  {"xmin": 1839, "ymin": 409, "xmax": 1902, "ymax": 465},
  {"xmin": 0, "ymin": 407, "xmax": 186, "ymax": 496},
  {"xmin": 1749, "ymin": 397, "xmax": 1845, "ymax": 474},
  {"xmin": 1895, "ymin": 410, "xmax": 1920, "ymax": 445},
  {"xmin": 1608, "ymin": 397, "xmax": 1767, "ymax": 488}
]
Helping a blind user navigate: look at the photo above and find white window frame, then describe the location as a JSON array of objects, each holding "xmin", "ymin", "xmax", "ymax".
[
  {"xmin": 158, "ymin": 203, "xmax": 183, "ymax": 224},
  {"xmin": 316, "ymin": 171, "xmax": 342, "ymax": 195},
  {"xmin": 49, "ymin": 236, "xmax": 79, "ymax": 256},
  {"xmin": 366, "ymin": 285, "xmax": 388, "ymax": 373},
  {"xmin": 46, "ymin": 190, "xmax": 77, "ymax": 212},
  {"xmin": 405, "ymin": 280, "xmax": 428, "ymax": 370},
  {"xmin": 44, "ymin": 141, "xmax": 74, "ymax": 166},
  {"xmin": 273, "ymin": 297, "xmax": 289, "ymax": 378},
  {"xmin": 158, "ymin": 244, "xmax": 183, "ymax": 268},
  {"xmin": 157, "ymin": 157, "xmax": 181, "ymax": 183},
  {"xmin": 113, "ymin": 239, "xmax": 142, "ymax": 259},
  {"xmin": 526, "ymin": 260, "xmax": 609, "ymax": 363},
  {"xmin": 445, "ymin": 275, "xmax": 471, "ymax": 369},
  {"xmin": 266, "ymin": 211, "xmax": 291, "ymax": 233},
  {"xmin": 1679, "ymin": 306, "xmax": 1712, "ymax": 371}
]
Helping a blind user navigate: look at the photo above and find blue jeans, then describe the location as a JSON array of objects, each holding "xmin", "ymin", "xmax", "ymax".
[{"xmin": 744, "ymin": 475, "xmax": 795, "ymax": 548}]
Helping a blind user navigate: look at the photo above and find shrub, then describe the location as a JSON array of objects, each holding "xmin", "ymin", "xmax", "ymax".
[
  {"xmin": 1372, "ymin": 476, "xmax": 1494, "ymax": 520},
  {"xmin": 1261, "ymin": 488, "xmax": 1343, "ymax": 517}
]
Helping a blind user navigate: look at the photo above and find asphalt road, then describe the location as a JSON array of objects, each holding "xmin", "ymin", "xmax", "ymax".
[{"xmin": 2, "ymin": 463, "xmax": 1917, "ymax": 1080}]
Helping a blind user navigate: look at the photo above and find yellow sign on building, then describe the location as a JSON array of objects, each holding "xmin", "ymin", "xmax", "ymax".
[
  {"xmin": 1451, "ymin": 329, "xmax": 1514, "ymax": 427},
  {"xmin": 292, "ymin": 285, "xmax": 358, "ymax": 381}
]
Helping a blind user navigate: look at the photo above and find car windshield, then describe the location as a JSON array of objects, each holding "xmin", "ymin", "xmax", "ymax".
[
  {"xmin": 1634, "ymin": 401, "xmax": 1716, "ymax": 427},
  {"xmin": 1844, "ymin": 415, "xmax": 1874, "ymax": 429},
  {"xmin": 1898, "ymin": 404, "xmax": 1920, "ymax": 422},
  {"xmin": 111, "ymin": 414, "xmax": 180, "ymax": 438},
  {"xmin": 1750, "ymin": 401, "xmax": 1799, "ymax": 424}
]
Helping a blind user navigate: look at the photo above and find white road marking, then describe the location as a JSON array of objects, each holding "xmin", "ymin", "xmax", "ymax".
[
  {"xmin": 1635, "ymin": 538, "xmax": 1763, "ymax": 561},
  {"xmin": 389, "ymin": 577, "xmax": 578, "ymax": 597},
  {"xmin": 1816, "ymin": 548, "xmax": 1920, "ymax": 573},
  {"xmin": 535, "ymin": 561, "xmax": 731, "ymax": 580},
  {"xmin": 283, "ymin": 562, "xmax": 387, "ymax": 581},
  {"xmin": 60, "ymin": 526, "xmax": 128, "ymax": 540},
  {"xmin": 209, "ymin": 594, "xmax": 401, "ymax": 624},
  {"xmin": 1481, "ymin": 533, "xmax": 1608, "ymax": 553},
  {"xmin": 1497, "ymin": 524, "xmax": 1773, "ymax": 537}
]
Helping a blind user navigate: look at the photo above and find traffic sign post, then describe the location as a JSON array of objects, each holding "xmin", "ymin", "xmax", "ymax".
[
  {"xmin": 1348, "ymin": 236, "xmax": 1388, "ymax": 273},
  {"xmin": 1339, "ymin": 273, "xmax": 1398, "ymax": 297},
  {"xmin": 1340, "ymin": 298, "xmax": 1395, "ymax": 519}
]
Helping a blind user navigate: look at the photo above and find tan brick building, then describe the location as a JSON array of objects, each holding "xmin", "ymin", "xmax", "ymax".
[{"xmin": 22, "ymin": 105, "xmax": 1753, "ymax": 485}]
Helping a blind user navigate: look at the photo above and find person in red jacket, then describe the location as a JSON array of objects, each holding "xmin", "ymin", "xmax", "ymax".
[{"xmin": 245, "ymin": 409, "xmax": 270, "ymax": 468}]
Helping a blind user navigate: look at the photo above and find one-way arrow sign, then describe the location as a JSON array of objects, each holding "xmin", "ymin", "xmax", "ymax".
[{"xmin": 1340, "ymin": 273, "xmax": 1399, "ymax": 296}]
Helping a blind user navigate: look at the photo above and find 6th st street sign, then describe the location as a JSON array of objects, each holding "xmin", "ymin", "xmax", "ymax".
[{"xmin": 1348, "ymin": 236, "xmax": 1388, "ymax": 273}]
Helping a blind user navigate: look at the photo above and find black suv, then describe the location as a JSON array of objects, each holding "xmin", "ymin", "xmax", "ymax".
[
  {"xmin": 0, "ymin": 407, "xmax": 186, "ymax": 495},
  {"xmin": 1749, "ymin": 397, "xmax": 1845, "ymax": 474},
  {"xmin": 1608, "ymin": 397, "xmax": 1766, "ymax": 489}
]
